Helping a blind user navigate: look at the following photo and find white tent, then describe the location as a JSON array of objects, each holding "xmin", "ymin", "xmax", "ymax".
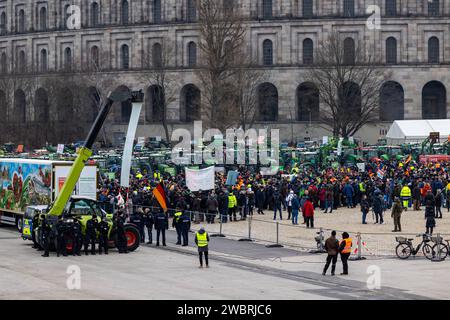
[{"xmin": 386, "ymin": 120, "xmax": 450, "ymax": 143}]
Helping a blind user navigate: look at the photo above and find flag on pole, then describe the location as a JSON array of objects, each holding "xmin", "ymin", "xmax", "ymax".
[{"xmin": 153, "ymin": 182, "xmax": 168, "ymax": 212}]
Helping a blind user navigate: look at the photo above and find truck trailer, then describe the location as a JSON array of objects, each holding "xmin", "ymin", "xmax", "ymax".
[{"xmin": 0, "ymin": 158, "xmax": 97, "ymax": 232}]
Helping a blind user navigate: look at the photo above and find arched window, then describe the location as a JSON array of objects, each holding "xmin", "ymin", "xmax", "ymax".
[
  {"xmin": 386, "ymin": 37, "xmax": 397, "ymax": 64},
  {"xmin": 302, "ymin": 0, "xmax": 313, "ymax": 17},
  {"xmin": 343, "ymin": 0, "xmax": 355, "ymax": 17},
  {"xmin": 57, "ymin": 88, "xmax": 74, "ymax": 122},
  {"xmin": 187, "ymin": 42, "xmax": 197, "ymax": 67},
  {"xmin": 343, "ymin": 37, "xmax": 355, "ymax": 65},
  {"xmin": 146, "ymin": 85, "xmax": 165, "ymax": 122},
  {"xmin": 422, "ymin": 81, "xmax": 447, "ymax": 119},
  {"xmin": 385, "ymin": 0, "xmax": 396, "ymax": 16},
  {"xmin": 262, "ymin": 39, "xmax": 273, "ymax": 66},
  {"xmin": 0, "ymin": 12, "xmax": 7, "ymax": 34},
  {"xmin": 39, "ymin": 7, "xmax": 47, "ymax": 31},
  {"xmin": 187, "ymin": 0, "xmax": 197, "ymax": 22},
  {"xmin": 223, "ymin": 0, "xmax": 234, "ymax": 16},
  {"xmin": 180, "ymin": 84, "xmax": 201, "ymax": 122},
  {"xmin": 0, "ymin": 53, "xmax": 7, "ymax": 74},
  {"xmin": 91, "ymin": 2, "xmax": 99, "ymax": 26},
  {"xmin": 428, "ymin": 37, "xmax": 439, "ymax": 63},
  {"xmin": 152, "ymin": 43, "xmax": 162, "ymax": 67},
  {"xmin": 153, "ymin": 0, "xmax": 162, "ymax": 23},
  {"xmin": 257, "ymin": 83, "xmax": 278, "ymax": 121},
  {"xmin": 40, "ymin": 49, "xmax": 48, "ymax": 72},
  {"xmin": 121, "ymin": 0, "xmax": 129, "ymax": 25},
  {"xmin": 340, "ymin": 82, "xmax": 361, "ymax": 116},
  {"xmin": 18, "ymin": 50, "xmax": 25, "ymax": 73},
  {"xmin": 303, "ymin": 38, "xmax": 314, "ymax": 65},
  {"xmin": 0, "ymin": 91, "xmax": 6, "ymax": 123},
  {"xmin": 35, "ymin": 88, "xmax": 50, "ymax": 123},
  {"xmin": 90, "ymin": 46, "xmax": 99, "ymax": 69},
  {"xmin": 14, "ymin": 89, "xmax": 26, "ymax": 122},
  {"xmin": 380, "ymin": 81, "xmax": 404, "ymax": 121},
  {"xmin": 263, "ymin": 0, "xmax": 273, "ymax": 19},
  {"xmin": 428, "ymin": 0, "xmax": 440, "ymax": 16},
  {"xmin": 297, "ymin": 82, "xmax": 319, "ymax": 121},
  {"xmin": 18, "ymin": 9, "xmax": 25, "ymax": 33},
  {"xmin": 121, "ymin": 44, "xmax": 129, "ymax": 69},
  {"xmin": 64, "ymin": 47, "xmax": 72, "ymax": 70}
]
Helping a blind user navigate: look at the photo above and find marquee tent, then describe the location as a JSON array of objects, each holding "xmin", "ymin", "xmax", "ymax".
[{"xmin": 386, "ymin": 120, "xmax": 450, "ymax": 143}]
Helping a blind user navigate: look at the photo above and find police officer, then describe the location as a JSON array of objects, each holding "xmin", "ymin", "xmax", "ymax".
[
  {"xmin": 32, "ymin": 212, "xmax": 41, "ymax": 250},
  {"xmin": 143, "ymin": 208, "xmax": 154, "ymax": 244},
  {"xmin": 71, "ymin": 218, "xmax": 83, "ymax": 256},
  {"xmin": 97, "ymin": 217, "xmax": 110, "ymax": 255},
  {"xmin": 40, "ymin": 215, "xmax": 52, "ymax": 257},
  {"xmin": 84, "ymin": 214, "xmax": 98, "ymax": 255},
  {"xmin": 131, "ymin": 207, "xmax": 145, "ymax": 244},
  {"xmin": 115, "ymin": 211, "xmax": 128, "ymax": 253},
  {"xmin": 155, "ymin": 209, "xmax": 168, "ymax": 247},
  {"xmin": 55, "ymin": 216, "xmax": 68, "ymax": 257},
  {"xmin": 180, "ymin": 210, "xmax": 191, "ymax": 247},
  {"xmin": 172, "ymin": 208, "xmax": 183, "ymax": 245}
]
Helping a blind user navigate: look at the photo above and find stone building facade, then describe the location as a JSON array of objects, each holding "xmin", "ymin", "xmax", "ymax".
[{"xmin": 0, "ymin": 0, "xmax": 449, "ymax": 146}]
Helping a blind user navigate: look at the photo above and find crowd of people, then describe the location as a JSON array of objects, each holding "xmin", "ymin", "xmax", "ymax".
[{"xmin": 97, "ymin": 158, "xmax": 450, "ymax": 236}]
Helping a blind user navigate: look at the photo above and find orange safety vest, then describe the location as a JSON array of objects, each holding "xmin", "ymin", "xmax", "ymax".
[{"xmin": 340, "ymin": 238, "xmax": 352, "ymax": 254}]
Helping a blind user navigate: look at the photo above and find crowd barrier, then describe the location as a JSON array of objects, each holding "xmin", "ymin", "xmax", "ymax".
[{"xmin": 104, "ymin": 203, "xmax": 450, "ymax": 259}]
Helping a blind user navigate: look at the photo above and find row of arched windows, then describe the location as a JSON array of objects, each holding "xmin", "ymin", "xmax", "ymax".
[
  {"xmin": 260, "ymin": 0, "xmax": 442, "ymax": 19},
  {"xmin": 261, "ymin": 36, "xmax": 442, "ymax": 66},
  {"xmin": 0, "ymin": 34, "xmax": 441, "ymax": 74},
  {"xmin": 2, "ymin": 80, "xmax": 446, "ymax": 126}
]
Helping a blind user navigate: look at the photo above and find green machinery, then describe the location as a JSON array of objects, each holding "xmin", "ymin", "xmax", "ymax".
[{"xmin": 31, "ymin": 88, "xmax": 144, "ymax": 253}]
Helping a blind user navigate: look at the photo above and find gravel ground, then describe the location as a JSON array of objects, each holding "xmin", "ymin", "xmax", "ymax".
[{"xmin": 188, "ymin": 206, "xmax": 450, "ymax": 256}]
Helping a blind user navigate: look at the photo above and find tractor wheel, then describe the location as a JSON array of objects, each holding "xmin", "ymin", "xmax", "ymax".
[{"xmin": 124, "ymin": 224, "xmax": 140, "ymax": 252}]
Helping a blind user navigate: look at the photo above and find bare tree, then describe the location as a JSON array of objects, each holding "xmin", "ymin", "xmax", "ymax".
[
  {"xmin": 140, "ymin": 43, "xmax": 177, "ymax": 144},
  {"xmin": 195, "ymin": 0, "xmax": 246, "ymax": 130},
  {"xmin": 305, "ymin": 31, "xmax": 388, "ymax": 138}
]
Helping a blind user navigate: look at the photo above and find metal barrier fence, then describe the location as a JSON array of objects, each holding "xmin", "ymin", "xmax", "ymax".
[{"xmin": 122, "ymin": 204, "xmax": 450, "ymax": 258}]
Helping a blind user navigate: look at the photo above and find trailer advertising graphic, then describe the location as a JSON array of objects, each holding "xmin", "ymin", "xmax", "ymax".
[{"xmin": 0, "ymin": 161, "xmax": 52, "ymax": 212}]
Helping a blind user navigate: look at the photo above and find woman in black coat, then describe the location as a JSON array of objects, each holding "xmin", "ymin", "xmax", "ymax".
[
  {"xmin": 255, "ymin": 187, "xmax": 266, "ymax": 214},
  {"xmin": 425, "ymin": 193, "xmax": 436, "ymax": 235}
]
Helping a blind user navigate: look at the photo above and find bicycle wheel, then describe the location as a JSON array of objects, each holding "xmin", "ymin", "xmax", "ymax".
[
  {"xmin": 422, "ymin": 244, "xmax": 434, "ymax": 260},
  {"xmin": 432, "ymin": 244, "xmax": 448, "ymax": 261},
  {"xmin": 396, "ymin": 243, "xmax": 412, "ymax": 259}
]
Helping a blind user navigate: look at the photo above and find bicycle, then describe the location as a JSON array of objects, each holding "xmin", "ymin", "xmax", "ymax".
[
  {"xmin": 430, "ymin": 235, "xmax": 449, "ymax": 260},
  {"xmin": 395, "ymin": 234, "xmax": 434, "ymax": 260}
]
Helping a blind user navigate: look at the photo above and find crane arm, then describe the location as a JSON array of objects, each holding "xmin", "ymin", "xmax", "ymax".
[{"xmin": 48, "ymin": 88, "xmax": 144, "ymax": 216}]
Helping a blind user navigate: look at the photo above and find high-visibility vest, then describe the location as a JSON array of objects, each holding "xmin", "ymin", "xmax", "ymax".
[
  {"xmin": 359, "ymin": 183, "xmax": 365, "ymax": 192},
  {"xmin": 340, "ymin": 238, "xmax": 352, "ymax": 254},
  {"xmin": 228, "ymin": 195, "xmax": 236, "ymax": 208},
  {"xmin": 174, "ymin": 212, "xmax": 182, "ymax": 223},
  {"xmin": 400, "ymin": 186, "xmax": 411, "ymax": 198},
  {"xmin": 196, "ymin": 232, "xmax": 208, "ymax": 247}
]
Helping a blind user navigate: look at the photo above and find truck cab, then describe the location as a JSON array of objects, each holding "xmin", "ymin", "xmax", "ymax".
[{"xmin": 22, "ymin": 205, "xmax": 48, "ymax": 240}]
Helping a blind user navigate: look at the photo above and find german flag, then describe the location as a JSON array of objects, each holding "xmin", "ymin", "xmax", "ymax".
[{"xmin": 153, "ymin": 182, "xmax": 168, "ymax": 212}]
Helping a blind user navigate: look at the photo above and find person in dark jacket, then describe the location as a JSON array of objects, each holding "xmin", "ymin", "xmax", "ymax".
[
  {"xmin": 155, "ymin": 210, "xmax": 169, "ymax": 246},
  {"xmin": 435, "ymin": 189, "xmax": 442, "ymax": 219},
  {"xmin": 360, "ymin": 194, "xmax": 370, "ymax": 224},
  {"xmin": 372, "ymin": 190, "xmax": 384, "ymax": 224},
  {"xmin": 206, "ymin": 192, "xmax": 218, "ymax": 224},
  {"xmin": 425, "ymin": 191, "xmax": 436, "ymax": 235},
  {"xmin": 272, "ymin": 188, "xmax": 283, "ymax": 220},
  {"xmin": 323, "ymin": 230, "xmax": 339, "ymax": 276},
  {"xmin": 180, "ymin": 211, "xmax": 191, "ymax": 246},
  {"xmin": 55, "ymin": 216, "xmax": 68, "ymax": 257},
  {"xmin": 413, "ymin": 185, "xmax": 422, "ymax": 211},
  {"xmin": 143, "ymin": 208, "xmax": 154, "ymax": 244},
  {"xmin": 255, "ymin": 186, "xmax": 265, "ymax": 215},
  {"xmin": 71, "ymin": 218, "xmax": 83, "ymax": 256},
  {"xmin": 40, "ymin": 214, "xmax": 52, "ymax": 257},
  {"xmin": 115, "ymin": 211, "xmax": 128, "ymax": 254},
  {"xmin": 130, "ymin": 207, "xmax": 145, "ymax": 243},
  {"xmin": 291, "ymin": 194, "xmax": 300, "ymax": 225},
  {"xmin": 391, "ymin": 197, "xmax": 403, "ymax": 232},
  {"xmin": 97, "ymin": 217, "xmax": 110, "ymax": 254},
  {"xmin": 84, "ymin": 214, "xmax": 98, "ymax": 255}
]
